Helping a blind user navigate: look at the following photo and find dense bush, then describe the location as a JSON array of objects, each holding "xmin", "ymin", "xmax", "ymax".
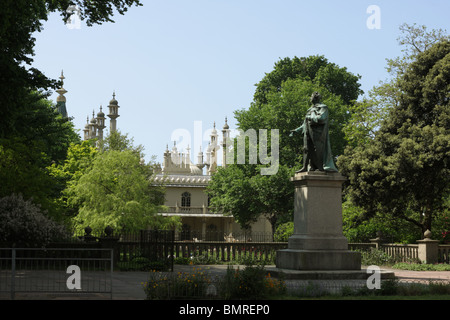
[
  {"xmin": 358, "ymin": 248, "xmax": 398, "ymax": 266},
  {"xmin": 0, "ymin": 193, "xmax": 68, "ymax": 247},
  {"xmin": 274, "ymin": 222, "xmax": 293, "ymax": 242},
  {"xmin": 220, "ymin": 265, "xmax": 286, "ymax": 299},
  {"xmin": 143, "ymin": 267, "xmax": 215, "ymax": 299}
]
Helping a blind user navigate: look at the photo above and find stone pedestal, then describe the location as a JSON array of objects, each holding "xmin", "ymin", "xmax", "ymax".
[
  {"xmin": 276, "ymin": 171, "xmax": 361, "ymax": 271},
  {"xmin": 417, "ymin": 230, "xmax": 439, "ymax": 264}
]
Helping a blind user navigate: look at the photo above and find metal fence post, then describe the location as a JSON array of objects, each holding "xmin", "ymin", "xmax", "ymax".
[
  {"xmin": 110, "ymin": 248, "xmax": 113, "ymax": 300},
  {"xmin": 11, "ymin": 248, "xmax": 15, "ymax": 300}
]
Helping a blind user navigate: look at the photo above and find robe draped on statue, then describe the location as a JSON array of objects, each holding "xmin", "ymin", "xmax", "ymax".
[{"xmin": 292, "ymin": 103, "xmax": 337, "ymax": 172}]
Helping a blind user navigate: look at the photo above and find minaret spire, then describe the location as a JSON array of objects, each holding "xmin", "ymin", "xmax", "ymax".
[
  {"xmin": 107, "ymin": 91, "xmax": 120, "ymax": 133},
  {"xmin": 56, "ymin": 70, "xmax": 68, "ymax": 118}
]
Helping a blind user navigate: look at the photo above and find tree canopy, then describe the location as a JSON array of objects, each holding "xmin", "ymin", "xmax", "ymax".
[
  {"xmin": 0, "ymin": 0, "xmax": 142, "ymax": 137},
  {"xmin": 209, "ymin": 55, "xmax": 362, "ymax": 233},
  {"xmin": 0, "ymin": 1, "xmax": 144, "ymax": 239},
  {"xmin": 69, "ymin": 149, "xmax": 169, "ymax": 232},
  {"xmin": 338, "ymin": 40, "xmax": 450, "ymax": 235},
  {"xmin": 252, "ymin": 55, "xmax": 362, "ymax": 107},
  {"xmin": 207, "ymin": 164, "xmax": 294, "ymax": 233}
]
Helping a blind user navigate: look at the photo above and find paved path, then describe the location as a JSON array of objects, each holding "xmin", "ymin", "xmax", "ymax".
[{"xmin": 3, "ymin": 264, "xmax": 449, "ymax": 299}]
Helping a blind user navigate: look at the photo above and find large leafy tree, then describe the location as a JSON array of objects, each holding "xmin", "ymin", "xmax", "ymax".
[
  {"xmin": 0, "ymin": 0, "xmax": 143, "ymax": 228},
  {"xmin": 209, "ymin": 56, "xmax": 362, "ymax": 233},
  {"xmin": 0, "ymin": 0, "xmax": 143, "ymax": 137},
  {"xmin": 69, "ymin": 149, "xmax": 169, "ymax": 233},
  {"xmin": 48, "ymin": 140, "xmax": 98, "ymax": 221},
  {"xmin": 235, "ymin": 56, "xmax": 362, "ymax": 167},
  {"xmin": 0, "ymin": 93, "xmax": 80, "ymax": 220},
  {"xmin": 252, "ymin": 55, "xmax": 362, "ymax": 108},
  {"xmin": 207, "ymin": 164, "xmax": 294, "ymax": 234},
  {"xmin": 344, "ymin": 23, "xmax": 450, "ymax": 149},
  {"xmin": 338, "ymin": 40, "xmax": 450, "ymax": 236},
  {"xmin": 236, "ymin": 79, "xmax": 350, "ymax": 167}
]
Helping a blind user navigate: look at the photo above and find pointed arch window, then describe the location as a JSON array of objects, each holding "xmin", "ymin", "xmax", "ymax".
[{"xmin": 181, "ymin": 192, "xmax": 191, "ymax": 207}]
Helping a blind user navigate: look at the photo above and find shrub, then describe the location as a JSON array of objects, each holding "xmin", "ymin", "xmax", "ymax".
[
  {"xmin": 274, "ymin": 222, "xmax": 293, "ymax": 242},
  {"xmin": 392, "ymin": 262, "xmax": 450, "ymax": 271},
  {"xmin": 0, "ymin": 193, "xmax": 68, "ymax": 247},
  {"xmin": 358, "ymin": 248, "xmax": 397, "ymax": 266},
  {"xmin": 219, "ymin": 265, "xmax": 286, "ymax": 299},
  {"xmin": 143, "ymin": 267, "xmax": 214, "ymax": 300}
]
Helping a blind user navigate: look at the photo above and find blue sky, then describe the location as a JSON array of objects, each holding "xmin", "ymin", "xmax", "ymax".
[{"xmin": 32, "ymin": 0, "xmax": 450, "ymax": 164}]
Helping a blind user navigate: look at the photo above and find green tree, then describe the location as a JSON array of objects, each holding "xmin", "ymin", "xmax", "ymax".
[
  {"xmin": 70, "ymin": 149, "xmax": 169, "ymax": 233},
  {"xmin": 235, "ymin": 56, "xmax": 362, "ymax": 168},
  {"xmin": 338, "ymin": 40, "xmax": 450, "ymax": 236},
  {"xmin": 99, "ymin": 130, "xmax": 145, "ymax": 156},
  {"xmin": 0, "ymin": 0, "xmax": 143, "ymax": 137},
  {"xmin": 209, "ymin": 56, "xmax": 361, "ymax": 234},
  {"xmin": 207, "ymin": 165, "xmax": 260, "ymax": 231},
  {"xmin": 343, "ymin": 23, "xmax": 449, "ymax": 150},
  {"xmin": 252, "ymin": 55, "xmax": 362, "ymax": 107},
  {"xmin": 0, "ymin": 0, "xmax": 142, "ymax": 227},
  {"xmin": 236, "ymin": 79, "xmax": 351, "ymax": 168},
  {"xmin": 48, "ymin": 140, "xmax": 98, "ymax": 220},
  {"xmin": 0, "ymin": 92, "xmax": 80, "ymax": 220}
]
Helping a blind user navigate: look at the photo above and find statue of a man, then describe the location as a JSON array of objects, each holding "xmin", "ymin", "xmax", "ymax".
[{"xmin": 290, "ymin": 92, "xmax": 338, "ymax": 172}]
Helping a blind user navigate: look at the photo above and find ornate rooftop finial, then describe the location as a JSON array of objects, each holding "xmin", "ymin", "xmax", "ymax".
[
  {"xmin": 223, "ymin": 116, "xmax": 229, "ymax": 130},
  {"xmin": 56, "ymin": 70, "xmax": 68, "ymax": 117}
]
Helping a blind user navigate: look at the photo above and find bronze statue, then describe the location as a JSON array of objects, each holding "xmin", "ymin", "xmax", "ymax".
[{"xmin": 290, "ymin": 92, "xmax": 338, "ymax": 172}]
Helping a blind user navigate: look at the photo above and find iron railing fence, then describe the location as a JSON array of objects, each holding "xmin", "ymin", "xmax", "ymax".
[
  {"xmin": 0, "ymin": 229, "xmax": 176, "ymax": 272},
  {"xmin": 0, "ymin": 248, "xmax": 113, "ymax": 300},
  {"xmin": 173, "ymin": 242, "xmax": 287, "ymax": 263},
  {"xmin": 438, "ymin": 245, "xmax": 450, "ymax": 264}
]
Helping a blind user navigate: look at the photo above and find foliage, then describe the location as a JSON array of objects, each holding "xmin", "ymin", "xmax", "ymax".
[
  {"xmin": 207, "ymin": 165, "xmax": 259, "ymax": 230},
  {"xmin": 0, "ymin": 0, "xmax": 143, "ymax": 137},
  {"xmin": 338, "ymin": 39, "xmax": 450, "ymax": 235},
  {"xmin": 357, "ymin": 248, "xmax": 398, "ymax": 266},
  {"xmin": 433, "ymin": 206, "xmax": 450, "ymax": 243},
  {"xmin": 252, "ymin": 55, "xmax": 362, "ymax": 107},
  {"xmin": 143, "ymin": 267, "xmax": 214, "ymax": 300},
  {"xmin": 0, "ymin": 0, "xmax": 142, "ymax": 227},
  {"xmin": 274, "ymin": 222, "xmax": 294, "ymax": 242},
  {"xmin": 342, "ymin": 98, "xmax": 388, "ymax": 149},
  {"xmin": 98, "ymin": 130, "xmax": 145, "ymax": 157},
  {"xmin": 220, "ymin": 265, "xmax": 286, "ymax": 299},
  {"xmin": 0, "ymin": 92, "xmax": 80, "ymax": 221},
  {"xmin": 342, "ymin": 199, "xmax": 421, "ymax": 243},
  {"xmin": 0, "ymin": 193, "xmax": 68, "ymax": 247},
  {"xmin": 207, "ymin": 164, "xmax": 293, "ymax": 233},
  {"xmin": 48, "ymin": 140, "xmax": 98, "ymax": 220},
  {"xmin": 209, "ymin": 56, "xmax": 361, "ymax": 233},
  {"xmin": 69, "ymin": 149, "xmax": 167, "ymax": 232},
  {"xmin": 236, "ymin": 78, "xmax": 353, "ymax": 167},
  {"xmin": 393, "ymin": 263, "xmax": 450, "ymax": 271}
]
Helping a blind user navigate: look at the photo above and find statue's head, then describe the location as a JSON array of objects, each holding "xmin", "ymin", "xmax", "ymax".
[{"xmin": 310, "ymin": 91, "xmax": 321, "ymax": 104}]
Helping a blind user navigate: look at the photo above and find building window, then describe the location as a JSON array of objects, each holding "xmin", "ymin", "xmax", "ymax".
[
  {"xmin": 180, "ymin": 224, "xmax": 191, "ymax": 241},
  {"xmin": 181, "ymin": 192, "xmax": 191, "ymax": 207}
]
